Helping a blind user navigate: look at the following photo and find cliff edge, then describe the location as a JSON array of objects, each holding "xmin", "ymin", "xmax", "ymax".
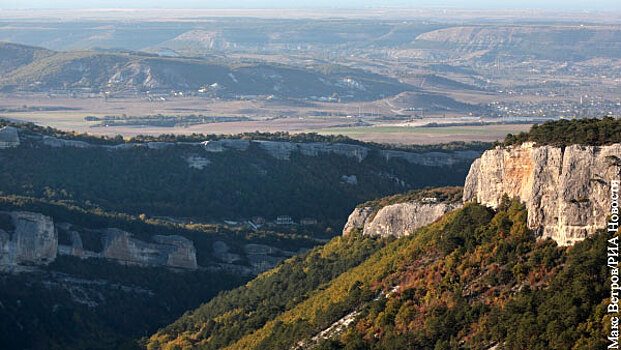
[
  {"xmin": 464, "ymin": 142, "xmax": 621, "ymax": 246},
  {"xmin": 343, "ymin": 202, "xmax": 461, "ymax": 237}
]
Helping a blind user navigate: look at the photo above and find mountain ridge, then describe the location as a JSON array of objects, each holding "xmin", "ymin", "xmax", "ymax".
[
  {"xmin": 0, "ymin": 42, "xmax": 412, "ymax": 101},
  {"xmin": 0, "ymin": 121, "xmax": 483, "ymax": 227}
]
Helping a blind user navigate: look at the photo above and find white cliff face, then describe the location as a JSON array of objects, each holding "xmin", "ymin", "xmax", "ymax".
[
  {"xmin": 0, "ymin": 211, "xmax": 198, "ymax": 269},
  {"xmin": 202, "ymin": 139, "xmax": 250, "ymax": 152},
  {"xmin": 153, "ymin": 235, "xmax": 198, "ymax": 269},
  {"xmin": 254, "ymin": 141, "xmax": 369, "ymax": 161},
  {"xmin": 200, "ymin": 139, "xmax": 481, "ymax": 165},
  {"xmin": 203, "ymin": 139, "xmax": 369, "ymax": 161},
  {"xmin": 0, "ymin": 211, "xmax": 57, "ymax": 265},
  {"xmin": 28, "ymin": 134, "xmax": 482, "ymax": 167},
  {"xmin": 0, "ymin": 209, "xmax": 292, "ymax": 273},
  {"xmin": 342, "ymin": 207, "xmax": 375, "ymax": 235},
  {"xmin": 343, "ymin": 202, "xmax": 461, "ymax": 237},
  {"xmin": 100, "ymin": 229, "xmax": 198, "ymax": 269},
  {"xmin": 464, "ymin": 142, "xmax": 621, "ymax": 246}
]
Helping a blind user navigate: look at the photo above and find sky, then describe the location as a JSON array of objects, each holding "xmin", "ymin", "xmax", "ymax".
[{"xmin": 0, "ymin": 0, "xmax": 619, "ymax": 11}]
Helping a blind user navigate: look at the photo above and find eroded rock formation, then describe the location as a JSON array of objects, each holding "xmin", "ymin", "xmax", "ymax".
[
  {"xmin": 100, "ymin": 229, "xmax": 197, "ymax": 269},
  {"xmin": 0, "ymin": 211, "xmax": 57, "ymax": 265},
  {"xmin": 464, "ymin": 142, "xmax": 621, "ymax": 246},
  {"xmin": 0, "ymin": 211, "xmax": 197, "ymax": 269},
  {"xmin": 23, "ymin": 131, "xmax": 482, "ymax": 167},
  {"xmin": 200, "ymin": 138, "xmax": 481, "ymax": 165},
  {"xmin": 343, "ymin": 202, "xmax": 460, "ymax": 237},
  {"xmin": 342, "ymin": 207, "xmax": 375, "ymax": 235}
]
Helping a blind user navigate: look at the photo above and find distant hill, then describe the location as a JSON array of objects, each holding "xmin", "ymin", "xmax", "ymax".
[
  {"xmin": 412, "ymin": 25, "xmax": 621, "ymax": 61},
  {"xmin": 0, "ymin": 42, "xmax": 412, "ymax": 101},
  {"xmin": 0, "ymin": 42, "xmax": 54, "ymax": 74},
  {"xmin": 2, "ymin": 20, "xmax": 617, "ymax": 63}
]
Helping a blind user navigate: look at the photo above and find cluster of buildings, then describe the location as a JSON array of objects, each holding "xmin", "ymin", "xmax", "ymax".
[{"xmin": 485, "ymin": 98, "xmax": 620, "ymax": 119}]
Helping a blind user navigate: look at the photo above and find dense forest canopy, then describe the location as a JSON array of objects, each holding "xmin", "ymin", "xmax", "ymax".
[
  {"xmin": 500, "ymin": 116, "xmax": 621, "ymax": 147},
  {"xmin": 357, "ymin": 186, "xmax": 463, "ymax": 208},
  {"xmin": 0, "ymin": 120, "xmax": 482, "ymax": 229}
]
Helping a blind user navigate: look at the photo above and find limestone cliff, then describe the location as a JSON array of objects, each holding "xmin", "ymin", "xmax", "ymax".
[
  {"xmin": 0, "ymin": 211, "xmax": 57, "ymax": 265},
  {"xmin": 342, "ymin": 207, "xmax": 375, "ymax": 235},
  {"xmin": 343, "ymin": 202, "xmax": 461, "ymax": 237},
  {"xmin": 153, "ymin": 235, "xmax": 198, "ymax": 269},
  {"xmin": 201, "ymin": 139, "xmax": 481, "ymax": 165},
  {"xmin": 26, "ymin": 132, "xmax": 482, "ymax": 167},
  {"xmin": 0, "ymin": 210, "xmax": 198, "ymax": 269},
  {"xmin": 100, "ymin": 229, "xmax": 197, "ymax": 269},
  {"xmin": 464, "ymin": 142, "xmax": 621, "ymax": 246}
]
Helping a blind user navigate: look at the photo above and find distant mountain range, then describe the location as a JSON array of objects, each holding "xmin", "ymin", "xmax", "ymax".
[
  {"xmin": 1, "ymin": 20, "xmax": 618, "ymax": 62},
  {"xmin": 0, "ymin": 42, "xmax": 412, "ymax": 101}
]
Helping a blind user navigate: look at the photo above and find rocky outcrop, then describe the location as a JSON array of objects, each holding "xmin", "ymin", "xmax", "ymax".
[
  {"xmin": 100, "ymin": 229, "xmax": 197, "ymax": 269},
  {"xmin": 0, "ymin": 211, "xmax": 197, "ymax": 269},
  {"xmin": 242, "ymin": 243, "xmax": 298, "ymax": 274},
  {"xmin": 464, "ymin": 142, "xmax": 621, "ymax": 246},
  {"xmin": 200, "ymin": 138, "xmax": 481, "ymax": 165},
  {"xmin": 0, "ymin": 211, "xmax": 57, "ymax": 265},
  {"xmin": 0, "ymin": 126, "xmax": 20, "ymax": 149},
  {"xmin": 343, "ymin": 202, "xmax": 460, "ymax": 237},
  {"xmin": 342, "ymin": 207, "xmax": 375, "ymax": 235},
  {"xmin": 380, "ymin": 149, "xmax": 482, "ymax": 167},
  {"xmin": 212, "ymin": 240, "xmax": 304, "ymax": 275},
  {"xmin": 212, "ymin": 241, "xmax": 242, "ymax": 264},
  {"xmin": 202, "ymin": 139, "xmax": 250, "ymax": 152},
  {"xmin": 153, "ymin": 235, "xmax": 198, "ymax": 269},
  {"xmin": 0, "ymin": 208, "xmax": 298, "ymax": 273},
  {"xmin": 42, "ymin": 136, "xmax": 92, "ymax": 148},
  {"xmin": 255, "ymin": 140, "xmax": 369, "ymax": 161},
  {"xmin": 202, "ymin": 139, "xmax": 369, "ymax": 161},
  {"xmin": 102, "ymin": 142, "xmax": 192, "ymax": 151},
  {"xmin": 24, "ymin": 132, "xmax": 482, "ymax": 166}
]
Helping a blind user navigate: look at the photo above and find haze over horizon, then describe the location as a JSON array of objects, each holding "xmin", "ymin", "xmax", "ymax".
[{"xmin": 1, "ymin": 0, "xmax": 620, "ymax": 11}]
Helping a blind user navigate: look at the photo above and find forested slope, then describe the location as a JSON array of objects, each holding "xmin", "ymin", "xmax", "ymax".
[
  {"xmin": 0, "ymin": 120, "xmax": 484, "ymax": 230},
  {"xmin": 148, "ymin": 199, "xmax": 608, "ymax": 349}
]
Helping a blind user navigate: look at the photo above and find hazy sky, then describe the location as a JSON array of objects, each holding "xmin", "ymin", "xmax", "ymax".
[{"xmin": 1, "ymin": 0, "xmax": 619, "ymax": 10}]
